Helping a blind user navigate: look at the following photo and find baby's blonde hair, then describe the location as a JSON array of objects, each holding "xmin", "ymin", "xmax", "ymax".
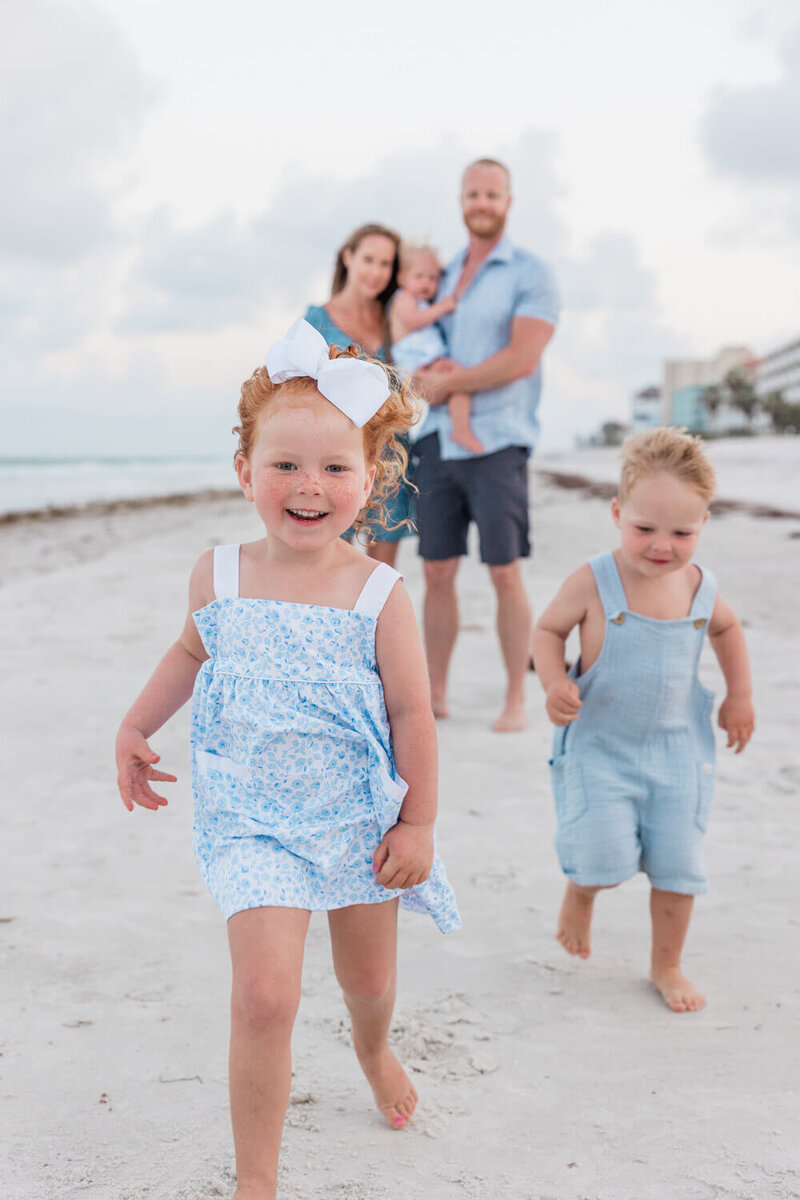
[
  {"xmin": 399, "ymin": 241, "xmax": 441, "ymax": 271},
  {"xmin": 618, "ymin": 427, "xmax": 716, "ymax": 505}
]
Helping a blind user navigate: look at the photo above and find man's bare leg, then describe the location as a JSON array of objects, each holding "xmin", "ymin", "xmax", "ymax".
[
  {"xmin": 423, "ymin": 557, "xmax": 460, "ymax": 718},
  {"xmin": 488, "ymin": 560, "xmax": 531, "ymax": 731},
  {"xmin": 650, "ymin": 888, "xmax": 705, "ymax": 1012}
]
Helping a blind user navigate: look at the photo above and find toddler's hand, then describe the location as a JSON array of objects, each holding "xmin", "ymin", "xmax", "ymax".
[
  {"xmin": 372, "ymin": 820, "xmax": 434, "ymax": 891},
  {"xmin": 718, "ymin": 695, "xmax": 755, "ymax": 753},
  {"xmin": 440, "ymin": 295, "xmax": 457, "ymax": 314},
  {"xmin": 545, "ymin": 678, "xmax": 582, "ymax": 726},
  {"xmin": 116, "ymin": 725, "xmax": 177, "ymax": 812}
]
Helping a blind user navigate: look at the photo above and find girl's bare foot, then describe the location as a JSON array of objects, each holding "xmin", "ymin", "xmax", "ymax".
[
  {"xmin": 651, "ymin": 965, "xmax": 706, "ymax": 1012},
  {"xmin": 359, "ymin": 1044, "xmax": 418, "ymax": 1129},
  {"xmin": 556, "ymin": 882, "xmax": 595, "ymax": 958},
  {"xmin": 431, "ymin": 693, "xmax": 449, "ymax": 719}
]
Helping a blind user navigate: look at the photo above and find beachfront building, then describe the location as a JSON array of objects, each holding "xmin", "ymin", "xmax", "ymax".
[
  {"xmin": 756, "ymin": 334, "xmax": 800, "ymax": 403},
  {"xmin": 663, "ymin": 346, "xmax": 756, "ymax": 434},
  {"xmin": 631, "ymin": 385, "xmax": 661, "ymax": 432}
]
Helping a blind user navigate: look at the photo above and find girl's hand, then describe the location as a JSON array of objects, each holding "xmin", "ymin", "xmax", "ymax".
[
  {"xmin": 718, "ymin": 695, "xmax": 755, "ymax": 753},
  {"xmin": 116, "ymin": 725, "xmax": 177, "ymax": 812},
  {"xmin": 545, "ymin": 678, "xmax": 582, "ymax": 726},
  {"xmin": 373, "ymin": 821, "xmax": 434, "ymax": 891}
]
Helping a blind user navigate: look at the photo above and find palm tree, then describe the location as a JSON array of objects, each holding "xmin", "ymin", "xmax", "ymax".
[
  {"xmin": 701, "ymin": 384, "xmax": 723, "ymax": 424},
  {"xmin": 724, "ymin": 369, "xmax": 758, "ymax": 428}
]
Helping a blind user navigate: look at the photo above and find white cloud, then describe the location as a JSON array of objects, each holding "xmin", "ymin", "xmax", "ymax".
[
  {"xmin": 700, "ymin": 28, "xmax": 800, "ymax": 181},
  {"xmin": 1, "ymin": 0, "xmax": 152, "ymax": 263}
]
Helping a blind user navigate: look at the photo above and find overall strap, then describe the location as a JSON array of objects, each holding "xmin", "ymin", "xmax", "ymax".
[
  {"xmin": 689, "ymin": 563, "xmax": 717, "ymax": 622},
  {"xmin": 353, "ymin": 562, "xmax": 401, "ymax": 618},
  {"xmin": 588, "ymin": 552, "xmax": 628, "ymax": 617},
  {"xmin": 213, "ymin": 544, "xmax": 240, "ymax": 599}
]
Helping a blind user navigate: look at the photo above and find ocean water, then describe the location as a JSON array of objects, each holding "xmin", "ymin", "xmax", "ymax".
[{"xmin": 0, "ymin": 456, "xmax": 238, "ymax": 518}]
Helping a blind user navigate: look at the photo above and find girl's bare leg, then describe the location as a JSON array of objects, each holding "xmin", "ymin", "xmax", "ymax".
[
  {"xmin": 650, "ymin": 888, "xmax": 705, "ymax": 1012},
  {"xmin": 328, "ymin": 899, "xmax": 417, "ymax": 1129},
  {"xmin": 227, "ymin": 906, "xmax": 311, "ymax": 1200}
]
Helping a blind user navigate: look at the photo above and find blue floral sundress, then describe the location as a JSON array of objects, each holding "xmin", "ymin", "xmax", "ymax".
[{"xmin": 190, "ymin": 545, "xmax": 460, "ymax": 932}]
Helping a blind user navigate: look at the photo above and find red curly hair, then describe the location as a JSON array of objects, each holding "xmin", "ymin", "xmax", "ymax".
[{"xmin": 233, "ymin": 343, "xmax": 420, "ymax": 537}]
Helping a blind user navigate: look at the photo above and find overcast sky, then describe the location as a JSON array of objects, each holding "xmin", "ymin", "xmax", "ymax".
[{"xmin": 2, "ymin": 0, "xmax": 800, "ymax": 456}]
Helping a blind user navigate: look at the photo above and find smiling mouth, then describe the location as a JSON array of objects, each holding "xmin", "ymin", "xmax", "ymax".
[{"xmin": 287, "ymin": 508, "xmax": 328, "ymax": 523}]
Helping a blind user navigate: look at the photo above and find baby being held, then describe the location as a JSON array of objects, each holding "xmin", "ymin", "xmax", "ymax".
[{"xmin": 389, "ymin": 243, "xmax": 483, "ymax": 454}]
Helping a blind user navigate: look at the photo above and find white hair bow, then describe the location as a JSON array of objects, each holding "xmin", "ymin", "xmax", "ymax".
[{"xmin": 265, "ymin": 319, "xmax": 390, "ymax": 427}]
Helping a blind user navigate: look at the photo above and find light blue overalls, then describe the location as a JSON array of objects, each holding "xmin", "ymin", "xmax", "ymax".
[{"xmin": 549, "ymin": 552, "xmax": 717, "ymax": 895}]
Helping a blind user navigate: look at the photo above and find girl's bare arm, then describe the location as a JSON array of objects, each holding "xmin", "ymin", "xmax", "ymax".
[
  {"xmin": 116, "ymin": 551, "xmax": 213, "ymax": 809},
  {"xmin": 372, "ymin": 582, "xmax": 438, "ymax": 889}
]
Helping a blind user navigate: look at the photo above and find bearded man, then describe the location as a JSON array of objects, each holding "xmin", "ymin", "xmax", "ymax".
[{"xmin": 414, "ymin": 158, "xmax": 560, "ymax": 732}]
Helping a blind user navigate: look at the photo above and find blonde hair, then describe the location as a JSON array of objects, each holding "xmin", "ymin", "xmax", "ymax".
[
  {"xmin": 399, "ymin": 241, "xmax": 441, "ymax": 271},
  {"xmin": 233, "ymin": 344, "xmax": 418, "ymax": 538},
  {"xmin": 618, "ymin": 427, "xmax": 716, "ymax": 505}
]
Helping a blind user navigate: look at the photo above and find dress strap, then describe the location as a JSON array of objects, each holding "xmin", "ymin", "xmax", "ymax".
[
  {"xmin": 689, "ymin": 563, "xmax": 717, "ymax": 621},
  {"xmin": 213, "ymin": 544, "xmax": 240, "ymax": 599},
  {"xmin": 588, "ymin": 552, "xmax": 628, "ymax": 617},
  {"xmin": 353, "ymin": 562, "xmax": 401, "ymax": 618}
]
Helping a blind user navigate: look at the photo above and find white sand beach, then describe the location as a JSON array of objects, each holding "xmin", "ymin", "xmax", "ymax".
[{"xmin": 2, "ymin": 441, "xmax": 799, "ymax": 1199}]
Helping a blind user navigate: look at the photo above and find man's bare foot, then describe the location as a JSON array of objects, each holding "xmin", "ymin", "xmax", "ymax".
[
  {"xmin": 452, "ymin": 428, "xmax": 485, "ymax": 454},
  {"xmin": 651, "ymin": 965, "xmax": 706, "ymax": 1012},
  {"xmin": 556, "ymin": 882, "xmax": 595, "ymax": 958},
  {"xmin": 493, "ymin": 701, "xmax": 528, "ymax": 732},
  {"xmin": 359, "ymin": 1045, "xmax": 418, "ymax": 1129}
]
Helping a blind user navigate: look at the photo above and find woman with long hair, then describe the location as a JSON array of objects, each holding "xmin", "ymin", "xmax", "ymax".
[{"xmin": 304, "ymin": 224, "xmax": 415, "ymax": 566}]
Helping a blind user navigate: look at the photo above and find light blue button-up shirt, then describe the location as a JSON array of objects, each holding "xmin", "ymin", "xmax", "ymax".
[{"xmin": 418, "ymin": 234, "xmax": 560, "ymax": 460}]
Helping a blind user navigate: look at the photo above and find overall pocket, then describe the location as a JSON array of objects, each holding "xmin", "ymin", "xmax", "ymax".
[
  {"xmin": 695, "ymin": 760, "xmax": 715, "ymax": 832},
  {"xmin": 549, "ymin": 754, "xmax": 588, "ymax": 826}
]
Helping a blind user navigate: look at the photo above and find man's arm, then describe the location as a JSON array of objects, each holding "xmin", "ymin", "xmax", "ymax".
[{"xmin": 417, "ymin": 316, "xmax": 555, "ymax": 405}]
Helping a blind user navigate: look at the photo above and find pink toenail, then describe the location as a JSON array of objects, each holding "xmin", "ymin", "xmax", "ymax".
[{"xmin": 393, "ymin": 1117, "xmax": 404, "ymax": 1126}]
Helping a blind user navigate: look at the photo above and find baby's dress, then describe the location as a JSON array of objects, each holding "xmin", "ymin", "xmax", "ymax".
[
  {"xmin": 190, "ymin": 545, "xmax": 460, "ymax": 932},
  {"xmin": 391, "ymin": 299, "xmax": 448, "ymax": 374}
]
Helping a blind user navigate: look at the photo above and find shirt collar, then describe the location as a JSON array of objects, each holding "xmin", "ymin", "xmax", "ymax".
[{"xmin": 450, "ymin": 232, "xmax": 513, "ymax": 273}]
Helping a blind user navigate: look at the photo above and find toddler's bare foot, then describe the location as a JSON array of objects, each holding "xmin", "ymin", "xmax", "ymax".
[
  {"xmin": 556, "ymin": 882, "xmax": 595, "ymax": 958},
  {"xmin": 359, "ymin": 1044, "xmax": 418, "ymax": 1129},
  {"xmin": 452, "ymin": 428, "xmax": 485, "ymax": 454},
  {"xmin": 493, "ymin": 700, "xmax": 528, "ymax": 732},
  {"xmin": 651, "ymin": 965, "xmax": 706, "ymax": 1013}
]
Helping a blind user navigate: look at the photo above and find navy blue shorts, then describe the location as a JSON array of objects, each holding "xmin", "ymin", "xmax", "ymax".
[{"xmin": 414, "ymin": 434, "xmax": 531, "ymax": 565}]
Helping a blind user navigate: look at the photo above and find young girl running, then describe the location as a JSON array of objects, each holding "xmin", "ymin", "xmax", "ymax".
[
  {"xmin": 532, "ymin": 427, "xmax": 754, "ymax": 1014},
  {"xmin": 115, "ymin": 318, "xmax": 460, "ymax": 1200}
]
